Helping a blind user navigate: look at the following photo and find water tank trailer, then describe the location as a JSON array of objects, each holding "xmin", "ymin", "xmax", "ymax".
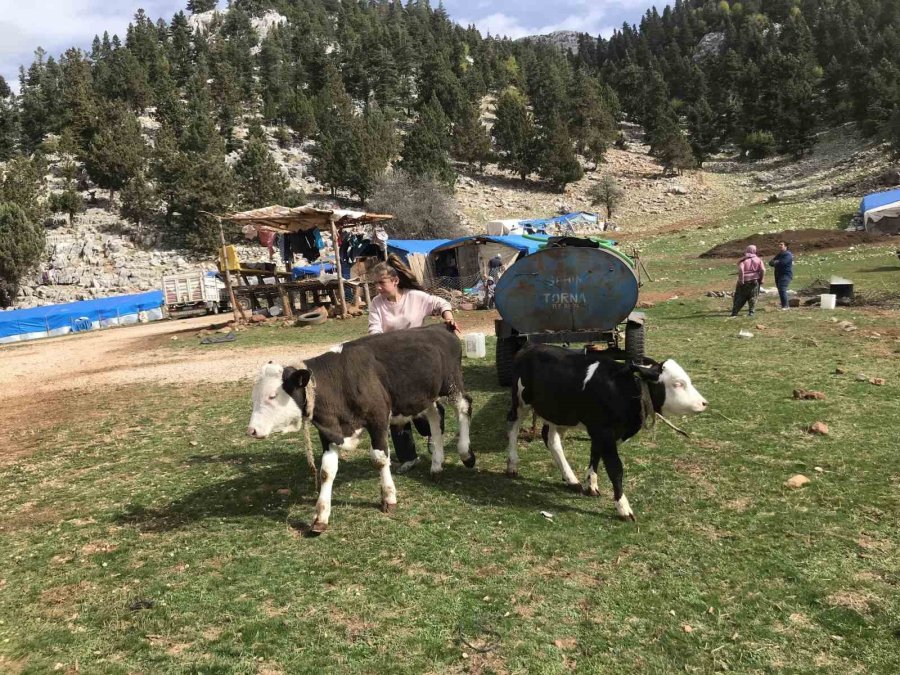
[{"xmin": 493, "ymin": 239, "xmax": 645, "ymax": 386}]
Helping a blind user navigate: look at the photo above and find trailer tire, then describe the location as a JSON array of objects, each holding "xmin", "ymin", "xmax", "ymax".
[
  {"xmin": 496, "ymin": 336, "xmax": 521, "ymax": 387},
  {"xmin": 624, "ymin": 322, "xmax": 645, "ymax": 363},
  {"xmin": 209, "ymin": 303, "xmax": 219, "ymax": 315},
  {"xmin": 295, "ymin": 309, "xmax": 327, "ymax": 327}
]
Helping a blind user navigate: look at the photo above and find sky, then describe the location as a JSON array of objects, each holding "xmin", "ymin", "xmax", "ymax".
[{"xmin": 0, "ymin": 0, "xmax": 655, "ymax": 92}]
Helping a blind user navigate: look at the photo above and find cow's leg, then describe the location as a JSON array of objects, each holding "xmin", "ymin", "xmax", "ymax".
[
  {"xmin": 424, "ymin": 404, "xmax": 445, "ymax": 478},
  {"xmin": 506, "ymin": 379, "xmax": 526, "ymax": 477},
  {"xmin": 312, "ymin": 448, "xmax": 340, "ymax": 533},
  {"xmin": 368, "ymin": 424, "xmax": 397, "ymax": 513},
  {"xmin": 450, "ymin": 393, "xmax": 475, "ymax": 469},
  {"xmin": 588, "ymin": 429, "xmax": 634, "ymax": 521},
  {"xmin": 544, "ymin": 424, "xmax": 581, "ymax": 493}
]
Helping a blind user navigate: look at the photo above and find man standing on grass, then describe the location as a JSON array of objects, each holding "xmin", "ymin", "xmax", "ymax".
[
  {"xmin": 768, "ymin": 241, "xmax": 794, "ymax": 310},
  {"xmin": 730, "ymin": 244, "xmax": 765, "ymax": 317}
]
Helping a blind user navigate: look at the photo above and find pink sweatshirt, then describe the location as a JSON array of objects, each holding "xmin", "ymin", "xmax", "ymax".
[
  {"xmin": 737, "ymin": 246, "xmax": 765, "ymax": 284},
  {"xmin": 367, "ymin": 289, "xmax": 451, "ymax": 334}
]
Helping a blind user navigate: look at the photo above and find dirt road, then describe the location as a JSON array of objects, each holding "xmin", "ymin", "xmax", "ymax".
[{"xmin": 0, "ymin": 315, "xmax": 334, "ymax": 403}]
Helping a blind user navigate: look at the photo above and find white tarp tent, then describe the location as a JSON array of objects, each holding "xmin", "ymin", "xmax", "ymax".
[{"xmin": 485, "ymin": 219, "xmax": 522, "ymax": 235}]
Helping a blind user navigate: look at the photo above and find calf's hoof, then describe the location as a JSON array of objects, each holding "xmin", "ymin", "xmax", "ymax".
[
  {"xmin": 462, "ymin": 453, "xmax": 476, "ymax": 469},
  {"xmin": 585, "ymin": 486, "xmax": 601, "ymax": 497},
  {"xmin": 618, "ymin": 513, "xmax": 637, "ymax": 522},
  {"xmin": 382, "ymin": 501, "xmax": 397, "ymax": 514},
  {"xmin": 310, "ymin": 519, "xmax": 328, "ymax": 535},
  {"xmin": 565, "ymin": 482, "xmax": 584, "ymax": 494},
  {"xmin": 430, "ymin": 470, "xmax": 442, "ymax": 482}
]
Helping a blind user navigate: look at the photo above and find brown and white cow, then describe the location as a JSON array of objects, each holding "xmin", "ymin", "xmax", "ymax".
[{"xmin": 247, "ymin": 324, "xmax": 474, "ymax": 533}]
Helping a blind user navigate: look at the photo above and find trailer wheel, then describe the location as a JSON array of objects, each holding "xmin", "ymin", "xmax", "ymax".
[
  {"xmin": 295, "ymin": 309, "xmax": 327, "ymax": 327},
  {"xmin": 209, "ymin": 303, "xmax": 220, "ymax": 315},
  {"xmin": 496, "ymin": 336, "xmax": 521, "ymax": 387},
  {"xmin": 624, "ymin": 322, "xmax": 645, "ymax": 363}
]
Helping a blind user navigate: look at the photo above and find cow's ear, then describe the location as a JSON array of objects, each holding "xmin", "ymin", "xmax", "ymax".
[
  {"xmin": 629, "ymin": 361, "xmax": 661, "ymax": 381},
  {"xmin": 282, "ymin": 367, "xmax": 311, "ymax": 392}
]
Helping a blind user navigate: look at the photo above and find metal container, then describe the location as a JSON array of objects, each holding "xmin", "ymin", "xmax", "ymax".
[
  {"xmin": 829, "ymin": 277, "xmax": 854, "ymax": 304},
  {"xmin": 494, "ymin": 246, "xmax": 639, "ymax": 334}
]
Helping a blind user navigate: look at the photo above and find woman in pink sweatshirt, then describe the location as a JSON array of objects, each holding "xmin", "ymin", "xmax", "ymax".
[{"xmin": 367, "ymin": 256, "xmax": 459, "ymax": 473}]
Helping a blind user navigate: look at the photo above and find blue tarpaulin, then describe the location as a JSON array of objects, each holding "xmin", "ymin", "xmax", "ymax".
[
  {"xmin": 387, "ymin": 239, "xmax": 451, "ymax": 257},
  {"xmin": 432, "ymin": 235, "xmax": 551, "ymax": 255},
  {"xmin": 292, "ymin": 262, "xmax": 340, "ymax": 279},
  {"xmin": 0, "ymin": 291, "xmax": 165, "ymax": 343},
  {"xmin": 860, "ymin": 188, "xmax": 900, "ymax": 214}
]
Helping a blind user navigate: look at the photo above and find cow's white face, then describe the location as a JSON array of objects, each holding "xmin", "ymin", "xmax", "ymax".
[
  {"xmin": 247, "ymin": 363, "xmax": 304, "ymax": 438},
  {"xmin": 658, "ymin": 359, "xmax": 708, "ymax": 417}
]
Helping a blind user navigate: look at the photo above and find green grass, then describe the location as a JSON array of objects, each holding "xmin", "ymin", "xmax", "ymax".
[{"xmin": 2, "ymin": 208, "xmax": 899, "ymax": 673}]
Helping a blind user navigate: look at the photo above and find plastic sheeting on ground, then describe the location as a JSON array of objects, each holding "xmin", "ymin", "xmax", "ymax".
[{"xmin": 0, "ymin": 291, "xmax": 165, "ymax": 344}]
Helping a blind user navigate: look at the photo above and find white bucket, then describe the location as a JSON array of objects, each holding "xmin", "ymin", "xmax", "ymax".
[
  {"xmin": 464, "ymin": 332, "xmax": 486, "ymax": 358},
  {"xmin": 820, "ymin": 293, "xmax": 837, "ymax": 310}
]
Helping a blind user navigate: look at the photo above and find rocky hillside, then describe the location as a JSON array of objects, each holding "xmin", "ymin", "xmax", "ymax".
[{"xmin": 9, "ymin": 121, "xmax": 895, "ymax": 310}]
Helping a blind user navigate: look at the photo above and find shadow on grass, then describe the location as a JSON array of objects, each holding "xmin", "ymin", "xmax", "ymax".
[{"xmin": 114, "ymin": 451, "xmax": 383, "ymax": 532}]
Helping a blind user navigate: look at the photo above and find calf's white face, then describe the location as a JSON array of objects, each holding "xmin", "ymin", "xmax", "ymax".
[
  {"xmin": 658, "ymin": 359, "xmax": 708, "ymax": 416},
  {"xmin": 247, "ymin": 363, "xmax": 303, "ymax": 438}
]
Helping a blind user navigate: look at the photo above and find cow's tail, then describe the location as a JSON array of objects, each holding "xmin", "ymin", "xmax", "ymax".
[{"xmin": 303, "ymin": 422, "xmax": 319, "ymax": 491}]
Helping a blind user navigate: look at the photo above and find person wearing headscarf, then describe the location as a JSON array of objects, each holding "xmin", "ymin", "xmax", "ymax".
[{"xmin": 730, "ymin": 244, "xmax": 765, "ymax": 317}]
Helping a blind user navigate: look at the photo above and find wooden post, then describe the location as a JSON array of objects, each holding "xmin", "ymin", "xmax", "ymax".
[
  {"xmin": 273, "ymin": 269, "xmax": 294, "ymax": 319},
  {"xmin": 362, "ymin": 275, "xmax": 372, "ymax": 308},
  {"xmin": 214, "ymin": 214, "xmax": 247, "ymax": 323},
  {"xmin": 330, "ymin": 218, "xmax": 348, "ymax": 318}
]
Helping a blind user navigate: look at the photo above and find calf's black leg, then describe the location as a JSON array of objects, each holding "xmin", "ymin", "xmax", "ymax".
[{"xmin": 587, "ymin": 428, "xmax": 635, "ymax": 521}]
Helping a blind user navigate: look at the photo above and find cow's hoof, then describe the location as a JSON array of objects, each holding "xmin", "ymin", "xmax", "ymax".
[
  {"xmin": 430, "ymin": 470, "xmax": 443, "ymax": 482},
  {"xmin": 505, "ymin": 469, "xmax": 518, "ymax": 478},
  {"xmin": 382, "ymin": 501, "xmax": 397, "ymax": 514},
  {"xmin": 585, "ymin": 487, "xmax": 601, "ymax": 497},
  {"xmin": 618, "ymin": 513, "xmax": 637, "ymax": 522},
  {"xmin": 310, "ymin": 519, "xmax": 328, "ymax": 534},
  {"xmin": 566, "ymin": 482, "xmax": 584, "ymax": 494},
  {"xmin": 462, "ymin": 454, "xmax": 476, "ymax": 469}
]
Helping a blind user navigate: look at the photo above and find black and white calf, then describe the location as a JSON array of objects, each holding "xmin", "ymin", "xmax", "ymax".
[
  {"xmin": 506, "ymin": 345, "xmax": 707, "ymax": 520},
  {"xmin": 247, "ymin": 324, "xmax": 474, "ymax": 533}
]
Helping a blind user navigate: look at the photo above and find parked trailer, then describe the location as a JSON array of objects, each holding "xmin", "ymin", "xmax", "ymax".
[
  {"xmin": 493, "ymin": 239, "xmax": 645, "ymax": 385},
  {"xmin": 162, "ymin": 271, "xmax": 229, "ymax": 319}
]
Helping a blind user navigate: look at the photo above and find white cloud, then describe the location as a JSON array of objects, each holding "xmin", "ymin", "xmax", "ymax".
[
  {"xmin": 456, "ymin": 2, "xmax": 627, "ymax": 40},
  {"xmin": 0, "ymin": 0, "xmax": 183, "ymax": 89}
]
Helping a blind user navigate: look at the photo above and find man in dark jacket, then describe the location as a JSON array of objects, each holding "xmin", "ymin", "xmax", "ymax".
[{"xmin": 768, "ymin": 241, "xmax": 794, "ymax": 310}]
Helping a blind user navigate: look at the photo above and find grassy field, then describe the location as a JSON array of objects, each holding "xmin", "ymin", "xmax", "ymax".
[{"xmin": 2, "ymin": 205, "xmax": 899, "ymax": 674}]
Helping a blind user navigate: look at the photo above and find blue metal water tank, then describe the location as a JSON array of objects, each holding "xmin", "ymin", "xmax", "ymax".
[{"xmin": 494, "ymin": 246, "xmax": 639, "ymax": 334}]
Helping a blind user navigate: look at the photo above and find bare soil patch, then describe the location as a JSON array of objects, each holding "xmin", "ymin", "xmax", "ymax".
[{"xmin": 700, "ymin": 228, "xmax": 895, "ymax": 258}]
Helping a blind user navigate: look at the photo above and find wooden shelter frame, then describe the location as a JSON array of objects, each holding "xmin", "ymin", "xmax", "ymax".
[{"xmin": 219, "ymin": 206, "xmax": 393, "ymax": 319}]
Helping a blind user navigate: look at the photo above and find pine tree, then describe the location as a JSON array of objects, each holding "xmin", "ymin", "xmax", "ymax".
[
  {"xmin": 281, "ymin": 90, "xmax": 317, "ymax": 141},
  {"xmin": 492, "ymin": 87, "xmax": 540, "ymax": 181},
  {"xmin": 352, "ymin": 107, "xmax": 396, "ymax": 202},
  {"xmin": 48, "ymin": 188, "xmax": 83, "ymax": 226},
  {"xmin": 0, "ymin": 203, "xmax": 45, "ymax": 307},
  {"xmin": 452, "ymin": 101, "xmax": 491, "ymax": 171},
  {"xmin": 399, "ymin": 94, "xmax": 456, "ymax": 189},
  {"xmin": 59, "ymin": 48, "xmax": 97, "ymax": 150},
  {"xmin": 0, "ymin": 77, "xmax": 17, "ymax": 160},
  {"xmin": 187, "ymin": 0, "xmax": 217, "ymax": 14},
  {"xmin": 656, "ymin": 130, "xmax": 695, "ymax": 175},
  {"xmin": 84, "ymin": 102, "xmax": 146, "ymax": 201},
  {"xmin": 539, "ymin": 114, "xmax": 584, "ymax": 192},
  {"xmin": 588, "ymin": 174, "xmax": 623, "ymax": 220},
  {"xmin": 120, "ymin": 170, "xmax": 160, "ymax": 235},
  {"xmin": 0, "ymin": 153, "xmax": 48, "ymax": 225},
  {"xmin": 569, "ymin": 72, "xmax": 617, "ymax": 169},
  {"xmin": 685, "ymin": 97, "xmax": 719, "ymax": 166},
  {"xmin": 234, "ymin": 124, "xmax": 289, "ymax": 208}
]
